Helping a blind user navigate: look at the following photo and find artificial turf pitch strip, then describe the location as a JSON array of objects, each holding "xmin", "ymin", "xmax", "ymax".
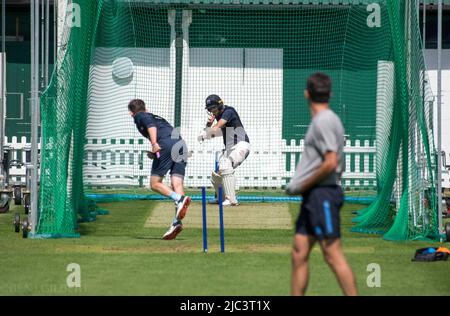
[{"xmin": 0, "ymin": 200, "xmax": 449, "ymax": 295}]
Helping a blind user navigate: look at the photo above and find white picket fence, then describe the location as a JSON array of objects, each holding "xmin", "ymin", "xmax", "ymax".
[
  {"xmin": 284, "ymin": 139, "xmax": 377, "ymax": 189},
  {"xmin": 6, "ymin": 136, "xmax": 377, "ymax": 189},
  {"xmin": 4, "ymin": 136, "xmax": 38, "ymax": 185}
]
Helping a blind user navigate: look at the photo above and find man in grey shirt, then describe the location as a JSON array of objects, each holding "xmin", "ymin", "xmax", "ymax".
[{"xmin": 286, "ymin": 73, "xmax": 357, "ymax": 296}]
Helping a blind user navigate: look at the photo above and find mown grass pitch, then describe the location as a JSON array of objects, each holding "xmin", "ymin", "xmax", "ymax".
[{"xmin": 0, "ymin": 200, "xmax": 449, "ymax": 295}]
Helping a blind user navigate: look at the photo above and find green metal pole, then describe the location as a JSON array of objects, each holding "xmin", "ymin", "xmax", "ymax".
[
  {"xmin": 437, "ymin": 0, "xmax": 443, "ymax": 239},
  {"xmin": 174, "ymin": 10, "xmax": 183, "ymax": 128}
]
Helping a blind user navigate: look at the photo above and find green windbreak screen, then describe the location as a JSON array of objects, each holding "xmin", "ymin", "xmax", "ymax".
[
  {"xmin": 187, "ymin": 7, "xmax": 392, "ymax": 141},
  {"xmin": 38, "ymin": 0, "xmax": 439, "ymax": 241}
]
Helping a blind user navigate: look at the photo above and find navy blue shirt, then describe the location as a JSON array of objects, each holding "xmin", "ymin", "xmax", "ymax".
[
  {"xmin": 215, "ymin": 106, "xmax": 250, "ymax": 147},
  {"xmin": 133, "ymin": 112, "xmax": 178, "ymax": 143}
]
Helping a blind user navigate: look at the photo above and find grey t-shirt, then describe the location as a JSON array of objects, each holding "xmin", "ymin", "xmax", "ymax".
[{"xmin": 286, "ymin": 109, "xmax": 345, "ymax": 195}]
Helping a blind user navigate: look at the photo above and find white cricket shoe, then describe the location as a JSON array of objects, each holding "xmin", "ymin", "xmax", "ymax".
[
  {"xmin": 176, "ymin": 196, "xmax": 191, "ymax": 221},
  {"xmin": 162, "ymin": 222, "xmax": 183, "ymax": 240},
  {"xmin": 222, "ymin": 198, "xmax": 239, "ymax": 207}
]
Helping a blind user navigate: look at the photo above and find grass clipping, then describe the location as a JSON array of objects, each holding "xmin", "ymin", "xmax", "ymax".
[{"xmin": 145, "ymin": 202, "xmax": 292, "ymax": 230}]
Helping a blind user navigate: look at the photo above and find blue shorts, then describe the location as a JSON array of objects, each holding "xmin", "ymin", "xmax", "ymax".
[
  {"xmin": 295, "ymin": 185, "xmax": 344, "ymax": 240},
  {"xmin": 151, "ymin": 138, "xmax": 187, "ymax": 178}
]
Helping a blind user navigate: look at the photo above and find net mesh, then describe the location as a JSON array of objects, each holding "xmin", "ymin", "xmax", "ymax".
[{"xmin": 37, "ymin": 0, "xmax": 439, "ymax": 241}]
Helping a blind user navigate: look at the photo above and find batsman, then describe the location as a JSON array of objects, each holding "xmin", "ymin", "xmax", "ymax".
[{"xmin": 198, "ymin": 94, "xmax": 251, "ymax": 206}]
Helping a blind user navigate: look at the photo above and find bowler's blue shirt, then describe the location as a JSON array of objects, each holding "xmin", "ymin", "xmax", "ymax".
[
  {"xmin": 215, "ymin": 106, "xmax": 250, "ymax": 147},
  {"xmin": 133, "ymin": 112, "xmax": 177, "ymax": 143}
]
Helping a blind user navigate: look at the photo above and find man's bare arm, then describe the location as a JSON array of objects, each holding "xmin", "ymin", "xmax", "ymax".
[
  {"xmin": 148, "ymin": 127, "xmax": 160, "ymax": 152},
  {"xmin": 286, "ymin": 151, "xmax": 338, "ymax": 195}
]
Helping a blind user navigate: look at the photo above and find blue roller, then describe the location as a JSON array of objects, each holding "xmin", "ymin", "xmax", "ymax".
[{"xmin": 85, "ymin": 193, "xmax": 377, "ymax": 205}]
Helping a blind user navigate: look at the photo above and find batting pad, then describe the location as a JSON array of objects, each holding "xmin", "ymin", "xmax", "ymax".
[{"xmin": 222, "ymin": 173, "xmax": 237, "ymax": 204}]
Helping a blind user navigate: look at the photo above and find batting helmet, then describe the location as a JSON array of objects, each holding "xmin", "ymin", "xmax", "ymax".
[{"xmin": 205, "ymin": 94, "xmax": 224, "ymax": 111}]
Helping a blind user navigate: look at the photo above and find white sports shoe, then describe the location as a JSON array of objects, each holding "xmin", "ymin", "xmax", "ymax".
[
  {"xmin": 222, "ymin": 198, "xmax": 239, "ymax": 207},
  {"xmin": 162, "ymin": 223, "xmax": 183, "ymax": 240},
  {"xmin": 176, "ymin": 196, "xmax": 191, "ymax": 221}
]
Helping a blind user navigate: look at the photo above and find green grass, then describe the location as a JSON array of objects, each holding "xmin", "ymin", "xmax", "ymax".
[{"xmin": 0, "ymin": 200, "xmax": 449, "ymax": 295}]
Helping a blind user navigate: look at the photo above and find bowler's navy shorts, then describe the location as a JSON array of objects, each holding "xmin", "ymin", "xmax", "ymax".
[
  {"xmin": 151, "ymin": 138, "xmax": 187, "ymax": 178},
  {"xmin": 295, "ymin": 185, "xmax": 344, "ymax": 240}
]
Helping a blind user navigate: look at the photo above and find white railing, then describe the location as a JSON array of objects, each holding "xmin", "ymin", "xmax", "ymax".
[
  {"xmin": 4, "ymin": 136, "xmax": 37, "ymax": 185},
  {"xmin": 6, "ymin": 136, "xmax": 377, "ymax": 189},
  {"xmin": 283, "ymin": 139, "xmax": 377, "ymax": 189}
]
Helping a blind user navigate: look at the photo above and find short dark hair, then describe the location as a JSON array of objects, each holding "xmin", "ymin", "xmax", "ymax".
[
  {"xmin": 306, "ymin": 72, "xmax": 332, "ymax": 103},
  {"xmin": 128, "ymin": 99, "xmax": 146, "ymax": 113}
]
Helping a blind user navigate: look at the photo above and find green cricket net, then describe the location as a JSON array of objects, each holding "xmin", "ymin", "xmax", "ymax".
[{"xmin": 36, "ymin": 0, "xmax": 439, "ymax": 241}]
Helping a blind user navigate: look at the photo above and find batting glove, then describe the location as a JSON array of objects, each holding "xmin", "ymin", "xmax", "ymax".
[
  {"xmin": 198, "ymin": 130, "xmax": 208, "ymax": 143},
  {"xmin": 206, "ymin": 113, "xmax": 216, "ymax": 127}
]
